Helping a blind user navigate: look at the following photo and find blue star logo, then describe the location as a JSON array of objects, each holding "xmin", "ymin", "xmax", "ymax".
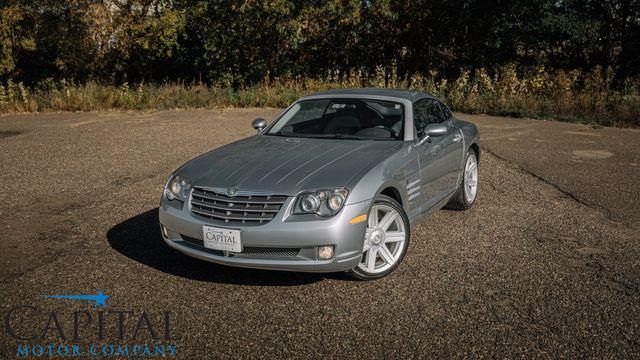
[{"xmin": 43, "ymin": 290, "xmax": 110, "ymax": 308}]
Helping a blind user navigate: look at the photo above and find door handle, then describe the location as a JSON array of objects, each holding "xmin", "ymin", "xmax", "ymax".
[{"xmin": 453, "ymin": 134, "xmax": 462, "ymax": 143}]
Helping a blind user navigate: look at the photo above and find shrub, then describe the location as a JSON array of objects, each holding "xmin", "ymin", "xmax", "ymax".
[{"xmin": 0, "ymin": 67, "xmax": 638, "ymax": 127}]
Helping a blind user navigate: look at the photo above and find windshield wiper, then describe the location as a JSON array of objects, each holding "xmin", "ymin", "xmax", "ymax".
[
  {"xmin": 269, "ymin": 132, "xmax": 373, "ymax": 141},
  {"xmin": 320, "ymin": 134, "xmax": 372, "ymax": 140},
  {"xmin": 270, "ymin": 131, "xmax": 305, "ymax": 138}
]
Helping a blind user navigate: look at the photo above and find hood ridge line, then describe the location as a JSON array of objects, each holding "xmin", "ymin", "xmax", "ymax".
[
  {"xmin": 224, "ymin": 140, "xmax": 303, "ymax": 185},
  {"xmin": 275, "ymin": 145, "xmax": 337, "ymax": 185},
  {"xmin": 295, "ymin": 144, "xmax": 367, "ymax": 186},
  {"xmin": 255, "ymin": 142, "xmax": 307, "ymax": 183}
]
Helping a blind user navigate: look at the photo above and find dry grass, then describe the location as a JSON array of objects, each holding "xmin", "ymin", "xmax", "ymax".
[{"xmin": 1, "ymin": 65, "xmax": 638, "ymax": 127}]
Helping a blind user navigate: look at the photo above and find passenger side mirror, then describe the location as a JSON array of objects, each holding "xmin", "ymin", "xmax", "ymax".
[
  {"xmin": 416, "ymin": 124, "xmax": 448, "ymax": 145},
  {"xmin": 252, "ymin": 118, "xmax": 267, "ymax": 132},
  {"xmin": 425, "ymin": 123, "xmax": 448, "ymax": 137}
]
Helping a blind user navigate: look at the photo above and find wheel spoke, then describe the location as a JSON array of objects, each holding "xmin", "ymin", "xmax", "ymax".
[
  {"xmin": 379, "ymin": 245, "xmax": 395, "ymax": 264},
  {"xmin": 366, "ymin": 249, "xmax": 377, "ymax": 272},
  {"xmin": 463, "ymin": 154, "xmax": 478, "ymax": 203},
  {"xmin": 368, "ymin": 207, "xmax": 378, "ymax": 228},
  {"xmin": 359, "ymin": 202, "xmax": 407, "ymax": 275},
  {"xmin": 385, "ymin": 232, "xmax": 405, "ymax": 243},
  {"xmin": 378, "ymin": 212, "xmax": 398, "ymax": 231}
]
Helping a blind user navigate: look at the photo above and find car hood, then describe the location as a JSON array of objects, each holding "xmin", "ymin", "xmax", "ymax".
[{"xmin": 177, "ymin": 135, "xmax": 402, "ymax": 196}]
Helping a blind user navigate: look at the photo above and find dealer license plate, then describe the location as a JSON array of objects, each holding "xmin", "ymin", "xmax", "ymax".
[{"xmin": 202, "ymin": 225, "xmax": 242, "ymax": 253}]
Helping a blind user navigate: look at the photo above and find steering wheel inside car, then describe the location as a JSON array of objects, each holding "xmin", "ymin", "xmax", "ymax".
[
  {"xmin": 355, "ymin": 126, "xmax": 395, "ymax": 139},
  {"xmin": 375, "ymin": 125, "xmax": 397, "ymax": 138}
]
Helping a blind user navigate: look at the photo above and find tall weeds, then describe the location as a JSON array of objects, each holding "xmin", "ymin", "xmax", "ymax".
[{"xmin": 1, "ymin": 65, "xmax": 638, "ymax": 127}]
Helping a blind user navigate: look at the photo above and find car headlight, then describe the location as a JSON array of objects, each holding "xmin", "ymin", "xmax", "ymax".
[
  {"xmin": 165, "ymin": 175, "xmax": 191, "ymax": 202},
  {"xmin": 293, "ymin": 188, "xmax": 348, "ymax": 217}
]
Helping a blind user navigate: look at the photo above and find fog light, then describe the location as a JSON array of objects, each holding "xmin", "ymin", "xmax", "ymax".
[
  {"xmin": 318, "ymin": 245, "xmax": 334, "ymax": 260},
  {"xmin": 161, "ymin": 225, "xmax": 168, "ymax": 238}
]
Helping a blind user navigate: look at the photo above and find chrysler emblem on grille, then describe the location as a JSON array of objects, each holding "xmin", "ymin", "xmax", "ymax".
[{"xmin": 227, "ymin": 187, "xmax": 238, "ymax": 196}]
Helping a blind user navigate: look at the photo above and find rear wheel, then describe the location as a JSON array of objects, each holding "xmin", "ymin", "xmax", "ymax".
[
  {"xmin": 446, "ymin": 150, "xmax": 478, "ymax": 210},
  {"xmin": 349, "ymin": 195, "xmax": 410, "ymax": 280}
]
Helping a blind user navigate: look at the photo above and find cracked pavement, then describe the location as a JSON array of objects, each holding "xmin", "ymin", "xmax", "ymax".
[
  {"xmin": 469, "ymin": 114, "xmax": 640, "ymax": 228},
  {"xmin": 0, "ymin": 109, "xmax": 639, "ymax": 358}
]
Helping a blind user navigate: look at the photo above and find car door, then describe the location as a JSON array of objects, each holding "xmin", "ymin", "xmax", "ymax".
[
  {"xmin": 437, "ymin": 102, "xmax": 465, "ymax": 193},
  {"xmin": 413, "ymin": 98, "xmax": 462, "ymax": 212}
]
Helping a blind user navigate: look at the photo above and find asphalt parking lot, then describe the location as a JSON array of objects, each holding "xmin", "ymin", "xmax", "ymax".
[{"xmin": 1, "ymin": 109, "xmax": 639, "ymax": 358}]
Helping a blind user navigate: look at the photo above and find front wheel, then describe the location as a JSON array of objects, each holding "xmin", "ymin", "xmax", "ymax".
[{"xmin": 349, "ymin": 195, "xmax": 410, "ymax": 280}]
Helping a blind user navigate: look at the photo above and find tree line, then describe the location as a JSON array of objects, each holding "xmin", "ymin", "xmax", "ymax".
[{"xmin": 1, "ymin": 0, "xmax": 639, "ymax": 87}]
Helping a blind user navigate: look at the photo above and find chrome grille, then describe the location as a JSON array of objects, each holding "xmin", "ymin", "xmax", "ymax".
[{"xmin": 190, "ymin": 187, "xmax": 287, "ymax": 224}]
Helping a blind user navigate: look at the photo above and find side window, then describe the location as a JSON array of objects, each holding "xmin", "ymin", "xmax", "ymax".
[
  {"xmin": 413, "ymin": 98, "xmax": 445, "ymax": 133},
  {"xmin": 438, "ymin": 102, "xmax": 452, "ymax": 120}
]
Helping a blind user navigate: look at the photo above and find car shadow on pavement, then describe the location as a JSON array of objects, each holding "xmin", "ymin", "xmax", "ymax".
[{"xmin": 106, "ymin": 208, "xmax": 345, "ymax": 286}]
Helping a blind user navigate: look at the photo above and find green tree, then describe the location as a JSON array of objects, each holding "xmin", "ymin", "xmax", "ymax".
[{"xmin": 0, "ymin": 3, "xmax": 36, "ymax": 78}]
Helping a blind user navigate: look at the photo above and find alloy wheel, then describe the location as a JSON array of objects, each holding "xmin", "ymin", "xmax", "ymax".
[
  {"xmin": 464, "ymin": 153, "xmax": 478, "ymax": 204},
  {"xmin": 357, "ymin": 204, "xmax": 407, "ymax": 274}
]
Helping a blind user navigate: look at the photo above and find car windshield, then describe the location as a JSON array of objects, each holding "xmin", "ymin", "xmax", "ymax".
[{"xmin": 266, "ymin": 98, "xmax": 404, "ymax": 141}]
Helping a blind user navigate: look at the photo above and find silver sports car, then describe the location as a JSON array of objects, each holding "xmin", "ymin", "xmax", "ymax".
[{"xmin": 159, "ymin": 88, "xmax": 479, "ymax": 279}]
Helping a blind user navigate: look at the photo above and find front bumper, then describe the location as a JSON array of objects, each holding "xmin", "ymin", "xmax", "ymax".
[{"xmin": 158, "ymin": 196, "xmax": 371, "ymax": 273}]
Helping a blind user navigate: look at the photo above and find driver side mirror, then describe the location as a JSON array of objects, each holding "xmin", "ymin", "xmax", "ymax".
[
  {"xmin": 416, "ymin": 123, "xmax": 448, "ymax": 145},
  {"xmin": 252, "ymin": 118, "xmax": 268, "ymax": 132}
]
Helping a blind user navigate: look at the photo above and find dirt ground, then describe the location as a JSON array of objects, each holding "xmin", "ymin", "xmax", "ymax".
[{"xmin": 0, "ymin": 109, "xmax": 639, "ymax": 358}]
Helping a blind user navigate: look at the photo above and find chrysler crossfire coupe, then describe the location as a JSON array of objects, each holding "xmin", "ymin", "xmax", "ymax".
[{"xmin": 159, "ymin": 89, "xmax": 480, "ymax": 279}]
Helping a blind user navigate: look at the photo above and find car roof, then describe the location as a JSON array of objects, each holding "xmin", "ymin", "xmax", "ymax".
[{"xmin": 305, "ymin": 88, "xmax": 436, "ymax": 102}]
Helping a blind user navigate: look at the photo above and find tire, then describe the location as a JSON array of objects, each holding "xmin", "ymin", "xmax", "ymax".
[
  {"xmin": 446, "ymin": 150, "xmax": 478, "ymax": 210},
  {"xmin": 349, "ymin": 194, "xmax": 410, "ymax": 280}
]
